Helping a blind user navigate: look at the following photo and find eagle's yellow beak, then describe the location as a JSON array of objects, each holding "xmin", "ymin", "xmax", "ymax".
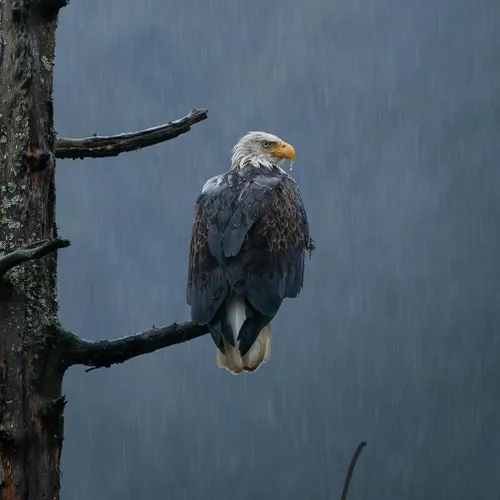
[{"xmin": 272, "ymin": 141, "xmax": 296, "ymax": 162}]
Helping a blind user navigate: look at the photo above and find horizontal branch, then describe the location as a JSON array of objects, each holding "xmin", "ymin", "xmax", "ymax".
[
  {"xmin": 0, "ymin": 237, "xmax": 71, "ymax": 277},
  {"xmin": 62, "ymin": 321, "xmax": 209, "ymax": 371},
  {"xmin": 55, "ymin": 108, "xmax": 208, "ymax": 160}
]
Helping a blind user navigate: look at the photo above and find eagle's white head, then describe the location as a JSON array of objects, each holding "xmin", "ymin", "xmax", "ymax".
[{"xmin": 230, "ymin": 131, "xmax": 296, "ymax": 170}]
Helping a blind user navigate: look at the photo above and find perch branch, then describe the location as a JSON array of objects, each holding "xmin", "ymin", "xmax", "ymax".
[
  {"xmin": 0, "ymin": 237, "xmax": 71, "ymax": 277},
  {"xmin": 61, "ymin": 321, "xmax": 209, "ymax": 370},
  {"xmin": 340, "ymin": 441, "xmax": 367, "ymax": 500},
  {"xmin": 55, "ymin": 108, "xmax": 208, "ymax": 159}
]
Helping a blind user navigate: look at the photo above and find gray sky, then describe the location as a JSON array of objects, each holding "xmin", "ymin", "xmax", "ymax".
[{"xmin": 55, "ymin": 0, "xmax": 500, "ymax": 498}]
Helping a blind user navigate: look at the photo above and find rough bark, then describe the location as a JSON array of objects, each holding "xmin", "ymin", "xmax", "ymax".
[{"xmin": 0, "ymin": 1, "xmax": 67, "ymax": 499}]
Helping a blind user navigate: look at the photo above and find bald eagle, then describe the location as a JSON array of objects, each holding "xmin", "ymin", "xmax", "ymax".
[{"xmin": 187, "ymin": 131, "xmax": 314, "ymax": 374}]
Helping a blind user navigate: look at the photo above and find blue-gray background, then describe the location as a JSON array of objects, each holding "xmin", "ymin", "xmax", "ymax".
[{"xmin": 55, "ymin": 1, "xmax": 500, "ymax": 498}]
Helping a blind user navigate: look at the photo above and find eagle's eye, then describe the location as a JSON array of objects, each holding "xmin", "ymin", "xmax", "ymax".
[{"xmin": 262, "ymin": 140, "xmax": 270, "ymax": 148}]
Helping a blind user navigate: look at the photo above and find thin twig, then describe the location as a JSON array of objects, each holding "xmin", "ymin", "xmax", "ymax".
[
  {"xmin": 55, "ymin": 108, "xmax": 208, "ymax": 159},
  {"xmin": 0, "ymin": 237, "xmax": 71, "ymax": 276},
  {"xmin": 60, "ymin": 322, "xmax": 209, "ymax": 370},
  {"xmin": 340, "ymin": 441, "xmax": 367, "ymax": 500}
]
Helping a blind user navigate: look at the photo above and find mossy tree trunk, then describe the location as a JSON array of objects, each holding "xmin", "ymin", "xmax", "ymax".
[{"xmin": 0, "ymin": 1, "xmax": 67, "ymax": 499}]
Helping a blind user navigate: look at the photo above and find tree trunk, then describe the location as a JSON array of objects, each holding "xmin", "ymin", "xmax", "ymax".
[{"xmin": 0, "ymin": 1, "xmax": 65, "ymax": 499}]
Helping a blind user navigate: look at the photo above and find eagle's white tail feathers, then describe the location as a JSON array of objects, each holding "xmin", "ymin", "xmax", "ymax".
[
  {"xmin": 242, "ymin": 323, "xmax": 272, "ymax": 370},
  {"xmin": 216, "ymin": 297, "xmax": 272, "ymax": 375}
]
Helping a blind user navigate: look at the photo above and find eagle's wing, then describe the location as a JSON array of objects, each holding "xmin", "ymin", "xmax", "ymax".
[
  {"xmin": 221, "ymin": 170, "xmax": 310, "ymax": 317},
  {"xmin": 187, "ymin": 166, "xmax": 309, "ymax": 334},
  {"xmin": 186, "ymin": 174, "xmax": 229, "ymax": 325}
]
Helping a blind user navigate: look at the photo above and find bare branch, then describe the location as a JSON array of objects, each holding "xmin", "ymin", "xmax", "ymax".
[
  {"xmin": 55, "ymin": 108, "xmax": 208, "ymax": 160},
  {"xmin": 0, "ymin": 237, "xmax": 71, "ymax": 277},
  {"xmin": 340, "ymin": 441, "xmax": 367, "ymax": 500},
  {"xmin": 61, "ymin": 322, "xmax": 209, "ymax": 370}
]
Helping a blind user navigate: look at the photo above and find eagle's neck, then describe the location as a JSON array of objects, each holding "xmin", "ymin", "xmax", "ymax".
[{"xmin": 230, "ymin": 151, "xmax": 285, "ymax": 171}]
